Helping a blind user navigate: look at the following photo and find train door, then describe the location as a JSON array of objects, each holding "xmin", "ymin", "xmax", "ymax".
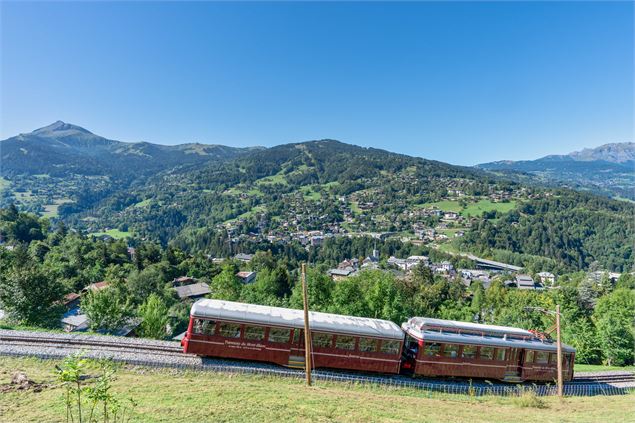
[
  {"xmin": 514, "ymin": 348, "xmax": 524, "ymax": 376},
  {"xmin": 288, "ymin": 329, "xmax": 306, "ymax": 370},
  {"xmin": 401, "ymin": 335, "xmax": 419, "ymax": 373},
  {"xmin": 503, "ymin": 348, "xmax": 523, "ymax": 382}
]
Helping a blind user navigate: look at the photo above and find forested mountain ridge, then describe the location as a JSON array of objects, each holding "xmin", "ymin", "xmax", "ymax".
[
  {"xmin": 477, "ymin": 142, "xmax": 635, "ymax": 200},
  {"xmin": 1, "ymin": 123, "xmax": 633, "ymax": 273},
  {"xmin": 0, "ymin": 121, "xmax": 261, "ymax": 220},
  {"xmin": 0, "ymin": 121, "xmax": 259, "ymax": 178}
]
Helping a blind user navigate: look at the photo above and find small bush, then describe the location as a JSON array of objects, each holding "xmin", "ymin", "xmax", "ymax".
[{"xmin": 513, "ymin": 388, "xmax": 548, "ymax": 409}]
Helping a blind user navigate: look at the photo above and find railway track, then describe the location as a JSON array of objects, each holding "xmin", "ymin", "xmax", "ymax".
[
  {"xmin": 1, "ymin": 330, "xmax": 633, "ymax": 396},
  {"xmin": 0, "ymin": 332, "xmax": 183, "ymax": 354}
]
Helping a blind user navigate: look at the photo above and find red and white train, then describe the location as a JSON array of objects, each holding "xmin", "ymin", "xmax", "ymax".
[{"xmin": 181, "ymin": 299, "xmax": 575, "ymax": 382}]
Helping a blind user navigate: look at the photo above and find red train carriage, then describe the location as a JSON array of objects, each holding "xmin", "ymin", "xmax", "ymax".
[
  {"xmin": 401, "ymin": 317, "xmax": 575, "ymax": 382},
  {"xmin": 182, "ymin": 299, "xmax": 405, "ymax": 374}
]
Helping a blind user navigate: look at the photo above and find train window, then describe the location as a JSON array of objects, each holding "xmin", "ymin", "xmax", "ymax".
[
  {"xmin": 525, "ymin": 350, "xmax": 534, "ymax": 363},
  {"xmin": 380, "ymin": 340, "xmax": 401, "ymax": 355},
  {"xmin": 535, "ymin": 351, "xmax": 549, "ymax": 364},
  {"xmin": 194, "ymin": 319, "xmax": 216, "ymax": 336},
  {"xmin": 461, "ymin": 345, "xmax": 477, "ymax": 359},
  {"xmin": 359, "ymin": 338, "xmax": 379, "ymax": 353},
  {"xmin": 336, "ymin": 336, "xmax": 356, "ymax": 351},
  {"xmin": 312, "ymin": 332, "xmax": 333, "ymax": 348},
  {"xmin": 424, "ymin": 343, "xmax": 442, "ymax": 357},
  {"xmin": 268, "ymin": 328, "xmax": 291, "ymax": 344},
  {"xmin": 219, "ymin": 323, "xmax": 241, "ymax": 338},
  {"xmin": 292, "ymin": 329, "xmax": 303, "ymax": 344},
  {"xmin": 549, "ymin": 353, "xmax": 558, "ymax": 365},
  {"xmin": 479, "ymin": 346, "xmax": 494, "ymax": 360},
  {"xmin": 565, "ymin": 353, "xmax": 573, "ymax": 368},
  {"xmin": 244, "ymin": 326, "xmax": 265, "ymax": 341},
  {"xmin": 495, "ymin": 348, "xmax": 507, "ymax": 361},
  {"xmin": 442, "ymin": 344, "xmax": 459, "ymax": 358}
]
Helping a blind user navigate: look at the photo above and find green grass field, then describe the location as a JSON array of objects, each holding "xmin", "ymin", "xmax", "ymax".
[
  {"xmin": 575, "ymin": 364, "xmax": 635, "ymax": 373},
  {"xmin": 256, "ymin": 172, "xmax": 289, "ymax": 186},
  {"xmin": 224, "ymin": 205, "xmax": 267, "ymax": 224},
  {"xmin": 422, "ymin": 200, "xmax": 463, "ymax": 212},
  {"xmin": 420, "ymin": 199, "xmax": 518, "ymax": 218},
  {"xmin": 0, "ymin": 357, "xmax": 632, "ymax": 423},
  {"xmin": 302, "ymin": 187, "xmax": 322, "ymax": 201},
  {"xmin": 89, "ymin": 229, "xmax": 132, "ymax": 239},
  {"xmin": 41, "ymin": 199, "xmax": 74, "ymax": 218},
  {"xmin": 133, "ymin": 199, "xmax": 152, "ymax": 208},
  {"xmin": 461, "ymin": 200, "xmax": 517, "ymax": 218}
]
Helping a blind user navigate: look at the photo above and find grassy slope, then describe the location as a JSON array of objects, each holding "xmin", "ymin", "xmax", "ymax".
[
  {"xmin": 88, "ymin": 228, "xmax": 132, "ymax": 239},
  {"xmin": 575, "ymin": 364, "xmax": 635, "ymax": 373},
  {"xmin": 421, "ymin": 199, "xmax": 517, "ymax": 218},
  {"xmin": 1, "ymin": 357, "xmax": 633, "ymax": 423}
]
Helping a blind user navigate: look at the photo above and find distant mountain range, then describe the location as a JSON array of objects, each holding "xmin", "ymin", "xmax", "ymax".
[
  {"xmin": 0, "ymin": 121, "xmax": 260, "ymax": 178},
  {"xmin": 477, "ymin": 143, "xmax": 635, "ymax": 200}
]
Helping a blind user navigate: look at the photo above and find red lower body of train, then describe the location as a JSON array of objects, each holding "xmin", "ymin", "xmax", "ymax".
[
  {"xmin": 181, "ymin": 315, "xmax": 575, "ymax": 382},
  {"xmin": 182, "ymin": 316, "xmax": 402, "ymax": 374}
]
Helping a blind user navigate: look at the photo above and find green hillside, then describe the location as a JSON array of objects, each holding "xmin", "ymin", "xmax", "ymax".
[
  {"xmin": 2, "ymin": 357, "xmax": 633, "ymax": 423},
  {"xmin": 1, "ymin": 123, "xmax": 633, "ymax": 272}
]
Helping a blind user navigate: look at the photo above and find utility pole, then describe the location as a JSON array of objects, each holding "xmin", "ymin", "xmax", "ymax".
[
  {"xmin": 301, "ymin": 263, "xmax": 312, "ymax": 386},
  {"xmin": 524, "ymin": 305, "xmax": 564, "ymax": 398},
  {"xmin": 556, "ymin": 304, "xmax": 563, "ymax": 398}
]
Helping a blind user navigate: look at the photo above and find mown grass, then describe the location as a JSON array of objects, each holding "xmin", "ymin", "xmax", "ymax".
[
  {"xmin": 575, "ymin": 363, "xmax": 635, "ymax": 373},
  {"xmin": 423, "ymin": 200, "xmax": 463, "ymax": 212},
  {"xmin": 88, "ymin": 228, "xmax": 132, "ymax": 239},
  {"xmin": 420, "ymin": 199, "xmax": 517, "ymax": 217},
  {"xmin": 1, "ymin": 357, "xmax": 633, "ymax": 423},
  {"xmin": 302, "ymin": 187, "xmax": 322, "ymax": 201},
  {"xmin": 461, "ymin": 200, "xmax": 517, "ymax": 218},
  {"xmin": 41, "ymin": 198, "xmax": 74, "ymax": 218}
]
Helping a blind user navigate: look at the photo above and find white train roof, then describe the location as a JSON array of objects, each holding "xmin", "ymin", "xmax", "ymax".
[
  {"xmin": 408, "ymin": 317, "xmax": 534, "ymax": 338},
  {"xmin": 191, "ymin": 299, "xmax": 404, "ymax": 340},
  {"xmin": 402, "ymin": 318, "xmax": 575, "ymax": 353}
]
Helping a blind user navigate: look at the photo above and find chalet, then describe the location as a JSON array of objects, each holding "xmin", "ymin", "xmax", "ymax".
[
  {"xmin": 537, "ymin": 272, "xmax": 556, "ymax": 285},
  {"xmin": 81, "ymin": 281, "xmax": 110, "ymax": 294},
  {"xmin": 511, "ymin": 274, "xmax": 543, "ymax": 290},
  {"xmin": 328, "ymin": 267, "xmax": 356, "ymax": 281},
  {"xmin": 443, "ymin": 212, "xmax": 459, "ymax": 220},
  {"xmin": 236, "ymin": 271, "xmax": 257, "ymax": 284},
  {"xmin": 173, "ymin": 276, "xmax": 197, "ymax": 286},
  {"xmin": 63, "ymin": 292, "xmax": 81, "ymax": 310},
  {"xmin": 234, "ymin": 253, "xmax": 254, "ymax": 263},
  {"xmin": 387, "ymin": 256, "xmax": 407, "ymax": 271},
  {"xmin": 338, "ymin": 259, "xmax": 359, "ymax": 270},
  {"xmin": 361, "ymin": 255, "xmax": 379, "ymax": 270},
  {"xmin": 406, "ymin": 256, "xmax": 429, "ymax": 267},
  {"xmin": 61, "ymin": 313, "xmax": 89, "ymax": 332},
  {"xmin": 174, "ymin": 283, "xmax": 211, "ymax": 300}
]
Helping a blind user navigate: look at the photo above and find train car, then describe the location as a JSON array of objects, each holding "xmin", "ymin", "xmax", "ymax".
[
  {"xmin": 401, "ymin": 317, "xmax": 576, "ymax": 382},
  {"xmin": 182, "ymin": 299, "xmax": 405, "ymax": 374}
]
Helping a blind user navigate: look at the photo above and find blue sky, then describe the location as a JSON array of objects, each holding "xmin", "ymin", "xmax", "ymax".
[{"xmin": 1, "ymin": 1, "xmax": 632, "ymax": 165}]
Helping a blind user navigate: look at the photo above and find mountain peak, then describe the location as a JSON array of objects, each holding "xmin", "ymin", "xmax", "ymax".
[
  {"xmin": 567, "ymin": 142, "xmax": 634, "ymax": 163},
  {"xmin": 32, "ymin": 121, "xmax": 94, "ymax": 136}
]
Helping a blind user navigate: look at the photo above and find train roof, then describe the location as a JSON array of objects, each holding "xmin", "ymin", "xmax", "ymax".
[
  {"xmin": 402, "ymin": 318, "xmax": 575, "ymax": 353},
  {"xmin": 408, "ymin": 317, "xmax": 534, "ymax": 338},
  {"xmin": 191, "ymin": 299, "xmax": 404, "ymax": 340}
]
